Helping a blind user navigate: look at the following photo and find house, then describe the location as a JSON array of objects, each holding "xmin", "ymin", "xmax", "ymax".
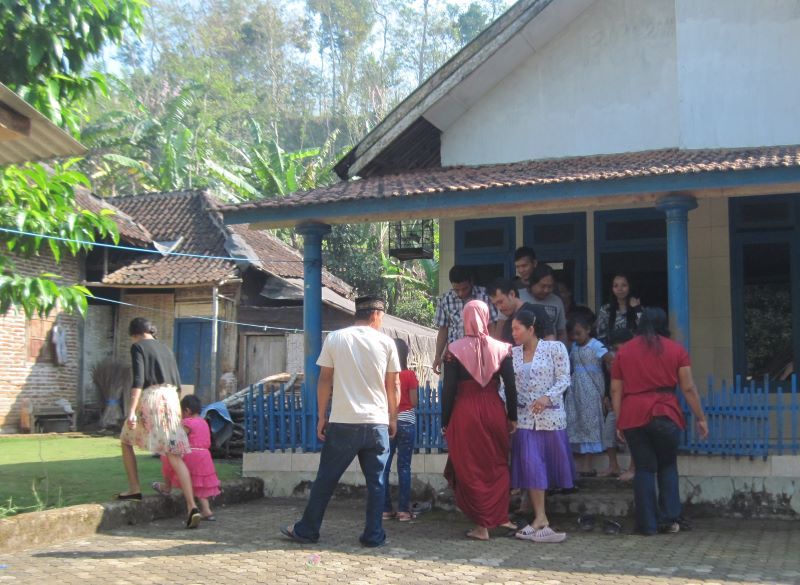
[
  {"xmin": 220, "ymin": 0, "xmax": 800, "ymax": 503},
  {"xmin": 0, "ymin": 83, "xmax": 91, "ymax": 433},
  {"xmin": 81, "ymin": 189, "xmax": 437, "ymax": 410}
]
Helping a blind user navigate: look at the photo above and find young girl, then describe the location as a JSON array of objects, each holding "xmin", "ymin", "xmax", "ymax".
[
  {"xmin": 599, "ymin": 328, "xmax": 634, "ymax": 478},
  {"xmin": 565, "ymin": 314, "xmax": 614, "ymax": 476},
  {"xmin": 382, "ymin": 338, "xmax": 419, "ymax": 522},
  {"xmin": 596, "ymin": 273, "xmax": 642, "ymax": 345},
  {"xmin": 153, "ymin": 395, "xmax": 221, "ymax": 520}
]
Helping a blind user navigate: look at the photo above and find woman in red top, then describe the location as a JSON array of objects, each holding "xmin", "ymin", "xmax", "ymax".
[
  {"xmin": 610, "ymin": 308, "xmax": 708, "ymax": 535},
  {"xmin": 382, "ymin": 338, "xmax": 419, "ymax": 521}
]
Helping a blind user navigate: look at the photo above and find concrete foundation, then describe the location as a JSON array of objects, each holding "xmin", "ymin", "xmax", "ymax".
[{"xmin": 244, "ymin": 452, "xmax": 800, "ymax": 519}]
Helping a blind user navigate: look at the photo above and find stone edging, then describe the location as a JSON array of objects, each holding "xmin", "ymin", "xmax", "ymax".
[{"xmin": 0, "ymin": 477, "xmax": 264, "ymax": 554}]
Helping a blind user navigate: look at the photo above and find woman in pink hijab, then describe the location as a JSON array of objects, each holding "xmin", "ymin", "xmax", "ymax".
[{"xmin": 442, "ymin": 300, "xmax": 518, "ymax": 540}]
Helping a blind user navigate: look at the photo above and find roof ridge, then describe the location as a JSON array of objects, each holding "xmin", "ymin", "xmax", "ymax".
[{"xmin": 108, "ymin": 188, "xmax": 210, "ymax": 203}]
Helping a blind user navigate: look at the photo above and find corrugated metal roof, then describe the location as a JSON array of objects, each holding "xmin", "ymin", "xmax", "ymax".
[{"xmin": 0, "ymin": 83, "xmax": 86, "ymax": 164}]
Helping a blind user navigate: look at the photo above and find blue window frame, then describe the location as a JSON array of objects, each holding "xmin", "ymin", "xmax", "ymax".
[
  {"xmin": 594, "ymin": 209, "xmax": 667, "ymax": 311},
  {"xmin": 523, "ymin": 213, "xmax": 587, "ymax": 304},
  {"xmin": 454, "ymin": 217, "xmax": 515, "ymax": 287},
  {"xmin": 730, "ymin": 195, "xmax": 800, "ymax": 381}
]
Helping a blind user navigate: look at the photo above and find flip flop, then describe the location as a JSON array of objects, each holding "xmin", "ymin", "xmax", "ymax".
[
  {"xmin": 465, "ymin": 529, "xmax": 489, "ymax": 541},
  {"xmin": 396, "ymin": 511, "xmax": 417, "ymax": 522},
  {"xmin": 531, "ymin": 526, "xmax": 567, "ymax": 543},
  {"xmin": 280, "ymin": 524, "xmax": 316, "ymax": 544},
  {"xmin": 597, "ymin": 470, "xmax": 621, "ymax": 478}
]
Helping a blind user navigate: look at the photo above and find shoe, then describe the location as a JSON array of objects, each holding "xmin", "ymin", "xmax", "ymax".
[
  {"xmin": 186, "ymin": 507, "xmax": 201, "ymax": 529},
  {"xmin": 658, "ymin": 522, "xmax": 680, "ymax": 534},
  {"xmin": 515, "ymin": 524, "xmax": 567, "ymax": 543},
  {"xmin": 280, "ymin": 524, "xmax": 317, "ymax": 544},
  {"xmin": 411, "ymin": 501, "xmax": 432, "ymax": 514},
  {"xmin": 577, "ymin": 514, "xmax": 596, "ymax": 531},
  {"xmin": 116, "ymin": 492, "xmax": 142, "ymax": 501},
  {"xmin": 602, "ymin": 519, "xmax": 623, "ymax": 535},
  {"xmin": 202, "ymin": 515, "xmax": 216, "ymax": 521},
  {"xmin": 359, "ymin": 536, "xmax": 387, "ymax": 548}
]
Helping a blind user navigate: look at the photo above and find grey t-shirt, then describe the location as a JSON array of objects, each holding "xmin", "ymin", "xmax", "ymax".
[{"xmin": 530, "ymin": 293, "xmax": 567, "ymax": 334}]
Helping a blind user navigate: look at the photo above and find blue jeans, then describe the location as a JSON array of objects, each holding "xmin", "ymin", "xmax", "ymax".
[
  {"xmin": 293, "ymin": 423, "xmax": 390, "ymax": 546},
  {"xmin": 383, "ymin": 420, "xmax": 416, "ymax": 513},
  {"xmin": 624, "ymin": 416, "xmax": 682, "ymax": 535}
]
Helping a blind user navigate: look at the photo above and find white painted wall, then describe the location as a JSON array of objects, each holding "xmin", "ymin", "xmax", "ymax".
[
  {"xmin": 440, "ymin": 0, "xmax": 800, "ymax": 166},
  {"xmin": 675, "ymin": 0, "xmax": 800, "ymax": 149},
  {"xmin": 441, "ymin": 0, "xmax": 679, "ymax": 166}
]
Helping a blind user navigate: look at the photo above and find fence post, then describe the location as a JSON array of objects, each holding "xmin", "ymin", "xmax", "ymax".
[{"xmin": 257, "ymin": 383, "xmax": 265, "ymax": 453}]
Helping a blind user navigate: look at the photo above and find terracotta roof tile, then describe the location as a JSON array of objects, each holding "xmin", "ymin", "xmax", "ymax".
[
  {"xmin": 100, "ymin": 189, "xmax": 351, "ymax": 295},
  {"xmin": 219, "ymin": 146, "xmax": 800, "ymax": 212},
  {"xmin": 74, "ymin": 189, "xmax": 153, "ymax": 246}
]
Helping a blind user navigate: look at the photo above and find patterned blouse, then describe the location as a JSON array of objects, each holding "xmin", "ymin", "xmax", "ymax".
[
  {"xmin": 511, "ymin": 342, "xmax": 570, "ymax": 431},
  {"xmin": 596, "ymin": 303, "xmax": 641, "ymax": 343}
]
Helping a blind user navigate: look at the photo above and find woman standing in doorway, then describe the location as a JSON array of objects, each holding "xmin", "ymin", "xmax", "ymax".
[
  {"xmin": 596, "ymin": 273, "xmax": 642, "ymax": 345},
  {"xmin": 118, "ymin": 317, "xmax": 202, "ymax": 529}
]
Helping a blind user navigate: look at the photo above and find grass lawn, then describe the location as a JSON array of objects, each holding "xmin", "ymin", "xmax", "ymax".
[{"xmin": 0, "ymin": 433, "xmax": 241, "ymax": 516}]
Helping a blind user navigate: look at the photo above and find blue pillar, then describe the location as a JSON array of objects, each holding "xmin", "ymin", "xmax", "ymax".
[
  {"xmin": 296, "ymin": 221, "xmax": 331, "ymax": 451},
  {"xmin": 656, "ymin": 194, "xmax": 698, "ymax": 349}
]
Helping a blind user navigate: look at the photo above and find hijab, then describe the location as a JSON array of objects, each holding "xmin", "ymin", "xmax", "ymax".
[{"xmin": 448, "ymin": 300, "xmax": 511, "ymax": 387}]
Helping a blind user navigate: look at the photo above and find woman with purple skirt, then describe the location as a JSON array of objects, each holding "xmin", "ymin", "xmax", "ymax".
[{"xmin": 510, "ymin": 310, "xmax": 574, "ymax": 543}]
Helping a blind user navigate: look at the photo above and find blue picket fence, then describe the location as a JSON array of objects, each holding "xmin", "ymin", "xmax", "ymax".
[{"xmin": 244, "ymin": 374, "xmax": 800, "ymax": 457}]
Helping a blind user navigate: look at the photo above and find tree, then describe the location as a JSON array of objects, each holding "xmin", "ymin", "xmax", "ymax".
[
  {"xmin": 0, "ymin": 0, "xmax": 146, "ymax": 132},
  {"xmin": 0, "ymin": 162, "xmax": 119, "ymax": 318}
]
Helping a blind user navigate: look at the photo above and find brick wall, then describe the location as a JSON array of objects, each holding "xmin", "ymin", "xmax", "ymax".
[{"xmin": 0, "ymin": 251, "xmax": 81, "ymax": 433}]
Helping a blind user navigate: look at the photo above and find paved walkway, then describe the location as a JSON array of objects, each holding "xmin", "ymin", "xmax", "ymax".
[{"xmin": 1, "ymin": 498, "xmax": 798, "ymax": 585}]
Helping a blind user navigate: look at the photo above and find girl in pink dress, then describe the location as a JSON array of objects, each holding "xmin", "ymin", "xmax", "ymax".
[{"xmin": 153, "ymin": 395, "xmax": 221, "ymax": 520}]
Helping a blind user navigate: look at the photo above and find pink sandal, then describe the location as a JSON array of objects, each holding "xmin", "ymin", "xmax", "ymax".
[{"xmin": 151, "ymin": 481, "xmax": 171, "ymax": 496}]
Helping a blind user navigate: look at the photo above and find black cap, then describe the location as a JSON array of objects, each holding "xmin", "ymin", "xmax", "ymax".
[{"xmin": 355, "ymin": 295, "xmax": 386, "ymax": 312}]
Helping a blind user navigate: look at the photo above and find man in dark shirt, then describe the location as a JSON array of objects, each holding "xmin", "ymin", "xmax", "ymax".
[{"xmin": 488, "ymin": 278, "xmax": 555, "ymax": 343}]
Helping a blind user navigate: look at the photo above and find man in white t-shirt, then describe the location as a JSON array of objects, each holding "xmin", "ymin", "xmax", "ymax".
[{"xmin": 281, "ymin": 296, "xmax": 400, "ymax": 548}]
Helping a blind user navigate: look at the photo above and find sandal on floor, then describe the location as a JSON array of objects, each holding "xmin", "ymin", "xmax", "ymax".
[
  {"xmin": 531, "ymin": 526, "xmax": 567, "ymax": 543},
  {"xmin": 597, "ymin": 469, "xmax": 620, "ymax": 478},
  {"xmin": 382, "ymin": 511, "xmax": 396, "ymax": 520},
  {"xmin": 396, "ymin": 511, "xmax": 416, "ymax": 522},
  {"xmin": 465, "ymin": 529, "xmax": 489, "ymax": 541},
  {"xmin": 603, "ymin": 519, "xmax": 623, "ymax": 535},
  {"xmin": 515, "ymin": 524, "xmax": 540, "ymax": 540},
  {"xmin": 577, "ymin": 514, "xmax": 596, "ymax": 531},
  {"xmin": 280, "ymin": 524, "xmax": 316, "ymax": 544},
  {"xmin": 151, "ymin": 482, "xmax": 170, "ymax": 496}
]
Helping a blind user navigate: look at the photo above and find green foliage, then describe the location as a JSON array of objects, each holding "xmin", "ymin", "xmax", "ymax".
[
  {"xmin": 208, "ymin": 121, "xmax": 343, "ymax": 201},
  {"xmin": 0, "ymin": 161, "xmax": 119, "ymax": 318},
  {"xmin": 0, "ymin": 0, "xmax": 146, "ymax": 132}
]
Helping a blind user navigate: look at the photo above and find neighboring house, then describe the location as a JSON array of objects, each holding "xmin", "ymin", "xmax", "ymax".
[
  {"xmin": 221, "ymin": 0, "xmax": 800, "ymax": 391},
  {"xmin": 0, "ymin": 83, "xmax": 88, "ymax": 432},
  {"xmin": 81, "ymin": 189, "xmax": 437, "ymax": 409}
]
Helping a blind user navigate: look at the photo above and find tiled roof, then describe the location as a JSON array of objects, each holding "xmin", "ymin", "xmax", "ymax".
[
  {"xmin": 227, "ymin": 224, "xmax": 352, "ymax": 294},
  {"xmin": 74, "ymin": 189, "xmax": 152, "ymax": 246},
  {"xmin": 100, "ymin": 189, "xmax": 351, "ymax": 295},
  {"xmin": 221, "ymin": 146, "xmax": 800, "ymax": 212}
]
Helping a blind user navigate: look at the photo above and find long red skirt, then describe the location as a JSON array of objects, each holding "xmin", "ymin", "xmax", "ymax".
[{"xmin": 444, "ymin": 378, "xmax": 510, "ymax": 528}]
